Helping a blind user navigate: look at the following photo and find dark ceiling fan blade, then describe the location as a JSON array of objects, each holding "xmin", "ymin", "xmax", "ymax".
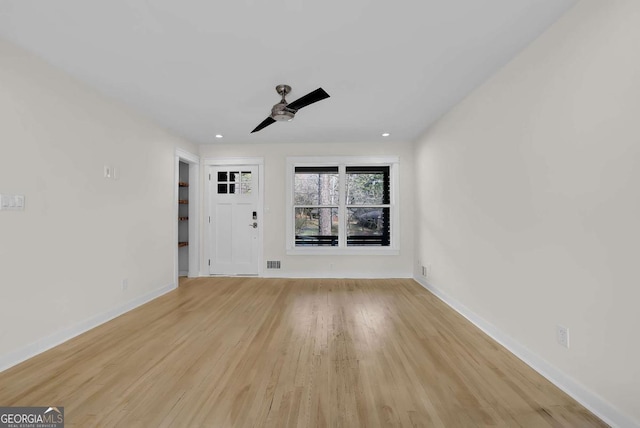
[
  {"xmin": 286, "ymin": 88, "xmax": 330, "ymax": 111},
  {"xmin": 251, "ymin": 117, "xmax": 276, "ymax": 133}
]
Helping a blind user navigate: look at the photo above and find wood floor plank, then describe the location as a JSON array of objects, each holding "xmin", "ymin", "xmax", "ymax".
[{"xmin": 0, "ymin": 278, "xmax": 607, "ymax": 427}]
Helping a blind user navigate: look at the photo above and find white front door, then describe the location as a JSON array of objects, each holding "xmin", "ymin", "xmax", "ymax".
[{"xmin": 209, "ymin": 165, "xmax": 260, "ymax": 275}]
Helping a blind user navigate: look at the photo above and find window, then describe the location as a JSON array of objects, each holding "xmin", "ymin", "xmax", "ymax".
[
  {"xmin": 287, "ymin": 157, "xmax": 399, "ymax": 255},
  {"xmin": 294, "ymin": 166, "xmax": 340, "ymax": 246},
  {"xmin": 216, "ymin": 170, "xmax": 252, "ymax": 194},
  {"xmin": 345, "ymin": 166, "xmax": 390, "ymax": 246}
]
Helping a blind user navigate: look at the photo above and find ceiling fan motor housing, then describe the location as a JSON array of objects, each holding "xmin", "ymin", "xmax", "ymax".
[{"xmin": 271, "ymin": 103, "xmax": 295, "ymax": 121}]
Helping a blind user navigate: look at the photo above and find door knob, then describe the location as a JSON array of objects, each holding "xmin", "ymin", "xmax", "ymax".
[{"xmin": 250, "ymin": 222, "xmax": 258, "ymax": 228}]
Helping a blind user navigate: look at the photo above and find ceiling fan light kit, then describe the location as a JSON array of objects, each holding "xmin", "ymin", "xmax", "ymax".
[{"xmin": 251, "ymin": 84, "xmax": 330, "ymax": 133}]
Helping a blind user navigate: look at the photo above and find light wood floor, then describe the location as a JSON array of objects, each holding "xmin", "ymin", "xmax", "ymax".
[{"xmin": 0, "ymin": 278, "xmax": 606, "ymax": 427}]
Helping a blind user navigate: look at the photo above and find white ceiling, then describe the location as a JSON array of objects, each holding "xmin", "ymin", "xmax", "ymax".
[{"xmin": 0, "ymin": 0, "xmax": 576, "ymax": 145}]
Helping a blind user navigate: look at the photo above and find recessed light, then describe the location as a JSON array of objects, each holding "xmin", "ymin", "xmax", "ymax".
[
  {"xmin": 215, "ymin": 134, "xmax": 223, "ymax": 139},
  {"xmin": 382, "ymin": 133, "xmax": 390, "ymax": 137}
]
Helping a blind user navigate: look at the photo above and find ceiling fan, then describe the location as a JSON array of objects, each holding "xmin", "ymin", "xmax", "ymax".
[{"xmin": 251, "ymin": 84, "xmax": 330, "ymax": 133}]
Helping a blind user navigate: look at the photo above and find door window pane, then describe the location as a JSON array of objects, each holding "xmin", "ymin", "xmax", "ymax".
[
  {"xmin": 217, "ymin": 170, "xmax": 251, "ymax": 195},
  {"xmin": 241, "ymin": 172, "xmax": 252, "ymax": 194}
]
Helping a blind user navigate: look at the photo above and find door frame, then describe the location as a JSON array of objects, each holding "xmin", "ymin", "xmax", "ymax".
[
  {"xmin": 203, "ymin": 157, "xmax": 264, "ymax": 277},
  {"xmin": 174, "ymin": 148, "xmax": 200, "ymax": 286}
]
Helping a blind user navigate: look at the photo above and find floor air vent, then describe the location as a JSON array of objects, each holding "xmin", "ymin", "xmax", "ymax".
[{"xmin": 267, "ymin": 261, "xmax": 281, "ymax": 269}]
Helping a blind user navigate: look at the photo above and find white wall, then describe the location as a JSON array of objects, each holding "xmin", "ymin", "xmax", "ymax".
[
  {"xmin": 199, "ymin": 141, "xmax": 414, "ymax": 278},
  {"xmin": 0, "ymin": 38, "xmax": 197, "ymax": 369},
  {"xmin": 414, "ymin": 0, "xmax": 640, "ymax": 425}
]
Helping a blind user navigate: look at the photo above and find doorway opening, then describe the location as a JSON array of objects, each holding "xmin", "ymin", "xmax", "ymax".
[
  {"xmin": 175, "ymin": 149, "xmax": 200, "ymax": 286},
  {"xmin": 178, "ymin": 161, "xmax": 189, "ymax": 276}
]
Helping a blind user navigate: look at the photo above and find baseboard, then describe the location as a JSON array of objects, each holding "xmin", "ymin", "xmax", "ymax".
[
  {"xmin": 262, "ymin": 272, "xmax": 413, "ymax": 279},
  {"xmin": 413, "ymin": 276, "xmax": 637, "ymax": 428},
  {"xmin": 197, "ymin": 272, "xmax": 413, "ymax": 279},
  {"xmin": 0, "ymin": 282, "xmax": 177, "ymax": 373}
]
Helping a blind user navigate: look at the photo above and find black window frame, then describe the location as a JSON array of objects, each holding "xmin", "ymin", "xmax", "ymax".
[{"xmin": 289, "ymin": 159, "xmax": 397, "ymax": 253}]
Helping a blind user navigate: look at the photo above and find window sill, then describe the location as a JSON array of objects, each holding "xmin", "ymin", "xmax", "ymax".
[{"xmin": 286, "ymin": 248, "xmax": 400, "ymax": 256}]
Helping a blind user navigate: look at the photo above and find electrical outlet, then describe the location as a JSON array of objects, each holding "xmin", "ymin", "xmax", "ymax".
[
  {"xmin": 421, "ymin": 264, "xmax": 432, "ymax": 278},
  {"xmin": 556, "ymin": 325, "xmax": 569, "ymax": 348},
  {"xmin": 122, "ymin": 279, "xmax": 129, "ymax": 292}
]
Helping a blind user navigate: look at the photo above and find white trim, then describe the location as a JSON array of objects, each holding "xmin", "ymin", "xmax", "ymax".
[
  {"xmin": 176, "ymin": 148, "xmax": 199, "ymax": 164},
  {"xmin": 413, "ymin": 276, "xmax": 638, "ymax": 428},
  {"xmin": 263, "ymin": 272, "xmax": 413, "ymax": 279},
  {"xmin": 187, "ymin": 162, "xmax": 199, "ymax": 278},
  {"xmin": 286, "ymin": 156, "xmax": 400, "ymax": 255},
  {"xmin": 286, "ymin": 248, "xmax": 399, "ymax": 256},
  {"xmin": 287, "ymin": 155, "xmax": 399, "ymax": 165},
  {"xmin": 203, "ymin": 157, "xmax": 264, "ymax": 166},
  {"xmin": 0, "ymin": 282, "xmax": 176, "ymax": 373},
  {"xmin": 204, "ymin": 157, "xmax": 265, "ymax": 277}
]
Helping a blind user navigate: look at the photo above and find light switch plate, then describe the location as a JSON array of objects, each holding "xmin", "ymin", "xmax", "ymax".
[{"xmin": 0, "ymin": 194, "xmax": 25, "ymax": 211}]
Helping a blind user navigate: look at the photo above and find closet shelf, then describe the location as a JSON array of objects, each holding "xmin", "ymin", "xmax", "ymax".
[
  {"xmin": 178, "ymin": 242, "xmax": 188, "ymax": 248},
  {"xmin": 179, "ymin": 217, "xmax": 189, "ymax": 221},
  {"xmin": 178, "ymin": 199, "xmax": 188, "ymax": 204},
  {"xmin": 179, "ymin": 182, "xmax": 189, "ymax": 187}
]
